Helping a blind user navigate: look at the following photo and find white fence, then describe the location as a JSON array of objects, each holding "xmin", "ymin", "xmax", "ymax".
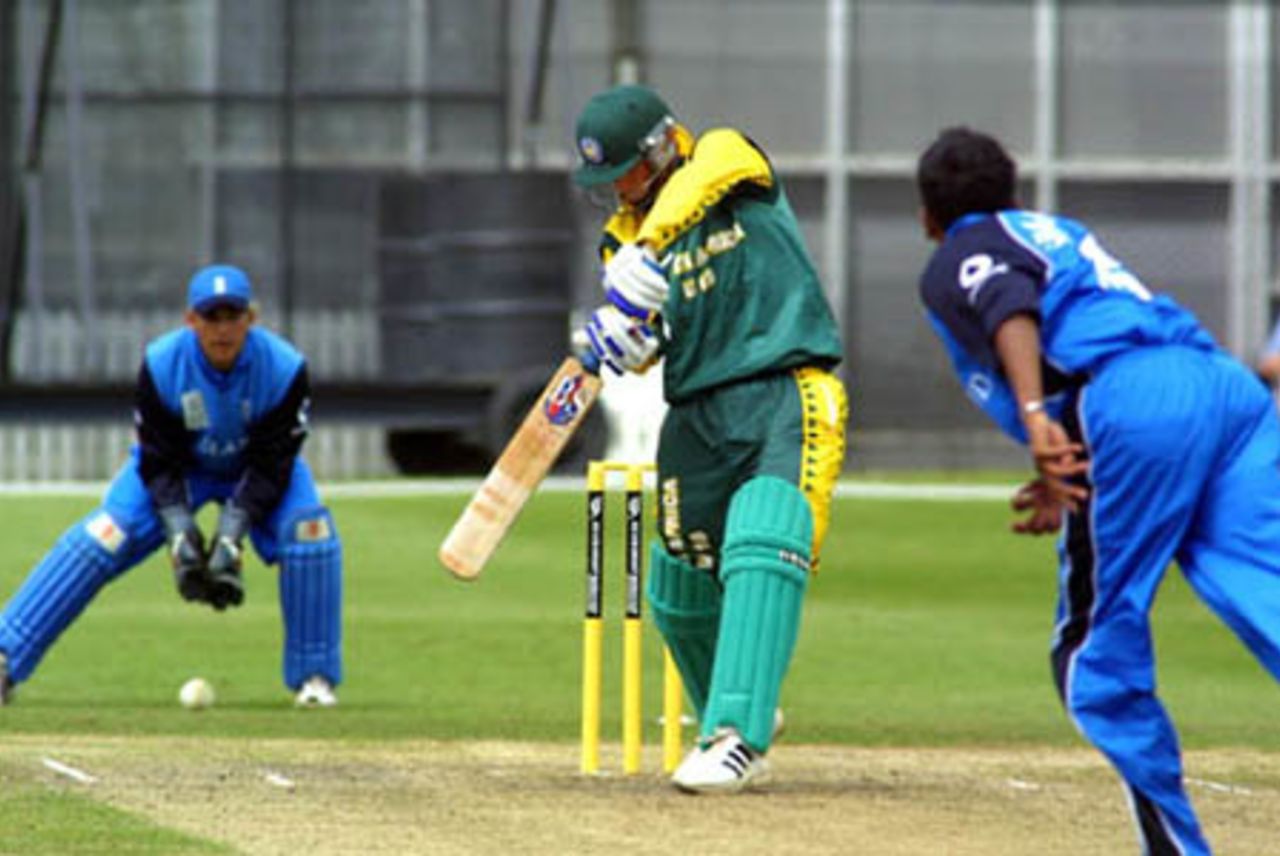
[
  {"xmin": 4, "ymin": 309, "xmax": 394, "ymax": 480},
  {"xmin": 3, "ymin": 308, "xmax": 663, "ymax": 479},
  {"xmin": 11, "ymin": 308, "xmax": 380, "ymax": 381},
  {"xmin": 0, "ymin": 423, "xmax": 395, "ymax": 482}
]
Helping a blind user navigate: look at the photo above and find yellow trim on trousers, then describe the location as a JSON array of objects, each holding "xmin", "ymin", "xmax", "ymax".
[{"xmin": 793, "ymin": 367, "xmax": 849, "ymax": 564}]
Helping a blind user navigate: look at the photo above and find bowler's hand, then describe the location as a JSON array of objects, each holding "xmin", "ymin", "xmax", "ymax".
[
  {"xmin": 1024, "ymin": 412, "xmax": 1089, "ymax": 512},
  {"xmin": 1010, "ymin": 477, "xmax": 1063, "ymax": 536}
]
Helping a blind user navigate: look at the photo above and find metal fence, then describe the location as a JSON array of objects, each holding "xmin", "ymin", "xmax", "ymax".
[
  {"xmin": 10, "ymin": 307, "xmax": 377, "ymax": 381},
  {"xmin": 4, "ymin": 0, "xmax": 1277, "ymax": 477},
  {"xmin": 6, "ymin": 306, "xmax": 392, "ymax": 479},
  {"xmin": 0, "ymin": 421, "xmax": 393, "ymax": 481}
]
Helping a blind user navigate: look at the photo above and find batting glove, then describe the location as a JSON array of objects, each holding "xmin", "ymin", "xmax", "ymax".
[
  {"xmin": 584, "ymin": 304, "xmax": 661, "ymax": 375},
  {"xmin": 603, "ymin": 243, "xmax": 669, "ymax": 319},
  {"xmin": 207, "ymin": 502, "xmax": 249, "ymax": 611}
]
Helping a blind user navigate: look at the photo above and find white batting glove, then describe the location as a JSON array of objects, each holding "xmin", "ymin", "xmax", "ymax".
[
  {"xmin": 584, "ymin": 304, "xmax": 660, "ymax": 375},
  {"xmin": 603, "ymin": 243, "xmax": 669, "ymax": 319}
]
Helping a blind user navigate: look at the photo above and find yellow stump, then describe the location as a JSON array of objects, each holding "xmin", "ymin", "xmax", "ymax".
[
  {"xmin": 662, "ymin": 646, "xmax": 684, "ymax": 773},
  {"xmin": 580, "ymin": 617, "xmax": 603, "ymax": 774},
  {"xmin": 580, "ymin": 461, "xmax": 607, "ymax": 774},
  {"xmin": 581, "ymin": 460, "xmax": 673, "ymax": 777},
  {"xmin": 622, "ymin": 617, "xmax": 643, "ymax": 774}
]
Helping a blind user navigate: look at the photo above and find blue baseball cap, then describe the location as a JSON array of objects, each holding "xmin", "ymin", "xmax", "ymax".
[{"xmin": 188, "ymin": 264, "xmax": 253, "ymax": 314}]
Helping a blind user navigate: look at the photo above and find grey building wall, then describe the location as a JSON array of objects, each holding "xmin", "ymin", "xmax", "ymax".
[{"xmin": 9, "ymin": 0, "xmax": 1272, "ymax": 473}]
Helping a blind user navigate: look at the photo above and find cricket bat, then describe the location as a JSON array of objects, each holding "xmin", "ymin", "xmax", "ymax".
[{"xmin": 439, "ymin": 354, "xmax": 602, "ymax": 580}]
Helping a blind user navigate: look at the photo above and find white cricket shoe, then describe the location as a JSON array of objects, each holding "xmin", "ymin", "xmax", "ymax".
[
  {"xmin": 294, "ymin": 676, "xmax": 337, "ymax": 708},
  {"xmin": 0, "ymin": 650, "xmax": 11, "ymax": 707},
  {"xmin": 671, "ymin": 727, "xmax": 769, "ymax": 793}
]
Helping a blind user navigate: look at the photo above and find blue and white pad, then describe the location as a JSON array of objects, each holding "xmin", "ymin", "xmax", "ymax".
[
  {"xmin": 277, "ymin": 505, "xmax": 343, "ymax": 690},
  {"xmin": 0, "ymin": 510, "xmax": 135, "ymax": 682},
  {"xmin": 701, "ymin": 476, "xmax": 813, "ymax": 752},
  {"xmin": 646, "ymin": 541, "xmax": 721, "ymax": 717}
]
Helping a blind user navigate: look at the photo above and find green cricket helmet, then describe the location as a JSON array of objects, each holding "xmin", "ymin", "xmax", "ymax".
[{"xmin": 573, "ymin": 84, "xmax": 675, "ymax": 187}]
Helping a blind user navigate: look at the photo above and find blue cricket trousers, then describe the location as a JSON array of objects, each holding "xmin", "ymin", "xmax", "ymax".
[
  {"xmin": 0, "ymin": 449, "xmax": 330, "ymax": 686},
  {"xmin": 1054, "ymin": 345, "xmax": 1280, "ymax": 855}
]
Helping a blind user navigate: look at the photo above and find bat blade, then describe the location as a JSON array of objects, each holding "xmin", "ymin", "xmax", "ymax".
[{"xmin": 439, "ymin": 355, "xmax": 602, "ymax": 580}]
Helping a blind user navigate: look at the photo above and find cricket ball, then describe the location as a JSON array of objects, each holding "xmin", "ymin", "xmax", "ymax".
[{"xmin": 179, "ymin": 677, "xmax": 216, "ymax": 710}]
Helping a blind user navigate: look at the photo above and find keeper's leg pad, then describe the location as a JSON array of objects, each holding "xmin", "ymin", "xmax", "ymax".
[
  {"xmin": 0, "ymin": 511, "xmax": 134, "ymax": 681},
  {"xmin": 702, "ymin": 476, "xmax": 813, "ymax": 752},
  {"xmin": 278, "ymin": 506, "xmax": 343, "ymax": 690},
  {"xmin": 646, "ymin": 541, "xmax": 721, "ymax": 717}
]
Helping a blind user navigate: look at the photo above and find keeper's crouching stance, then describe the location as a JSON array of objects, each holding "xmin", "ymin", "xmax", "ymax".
[{"xmin": 0, "ymin": 264, "xmax": 343, "ymax": 708}]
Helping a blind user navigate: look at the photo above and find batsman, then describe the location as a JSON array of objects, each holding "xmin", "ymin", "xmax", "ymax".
[
  {"xmin": 0, "ymin": 264, "xmax": 343, "ymax": 708},
  {"xmin": 575, "ymin": 84, "xmax": 848, "ymax": 792}
]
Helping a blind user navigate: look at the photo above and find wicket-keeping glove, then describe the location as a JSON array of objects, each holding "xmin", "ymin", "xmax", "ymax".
[
  {"xmin": 159, "ymin": 505, "xmax": 211, "ymax": 604},
  {"xmin": 207, "ymin": 502, "xmax": 249, "ymax": 611},
  {"xmin": 584, "ymin": 304, "xmax": 661, "ymax": 375},
  {"xmin": 603, "ymin": 243, "xmax": 668, "ymax": 319}
]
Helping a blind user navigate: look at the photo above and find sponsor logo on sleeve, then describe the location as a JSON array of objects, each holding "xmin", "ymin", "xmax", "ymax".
[
  {"xmin": 84, "ymin": 511, "xmax": 126, "ymax": 554},
  {"xmin": 295, "ymin": 516, "xmax": 332, "ymax": 543},
  {"xmin": 958, "ymin": 253, "xmax": 1011, "ymax": 305},
  {"xmin": 966, "ymin": 372, "xmax": 994, "ymax": 404}
]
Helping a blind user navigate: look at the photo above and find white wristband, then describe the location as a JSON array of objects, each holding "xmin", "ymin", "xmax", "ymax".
[{"xmin": 1023, "ymin": 400, "xmax": 1046, "ymax": 415}]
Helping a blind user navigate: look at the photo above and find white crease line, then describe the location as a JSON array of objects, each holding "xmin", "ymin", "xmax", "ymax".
[
  {"xmin": 1006, "ymin": 778, "xmax": 1041, "ymax": 791},
  {"xmin": 41, "ymin": 757, "xmax": 97, "ymax": 784},
  {"xmin": 264, "ymin": 770, "xmax": 296, "ymax": 790},
  {"xmin": 1187, "ymin": 777, "xmax": 1252, "ymax": 795}
]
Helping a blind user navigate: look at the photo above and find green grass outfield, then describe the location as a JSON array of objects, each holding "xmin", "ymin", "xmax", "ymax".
[{"xmin": 1, "ymin": 479, "xmax": 1278, "ymax": 750}]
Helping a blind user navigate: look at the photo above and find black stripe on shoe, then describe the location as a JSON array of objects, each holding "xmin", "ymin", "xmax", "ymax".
[{"xmin": 723, "ymin": 742, "xmax": 756, "ymax": 777}]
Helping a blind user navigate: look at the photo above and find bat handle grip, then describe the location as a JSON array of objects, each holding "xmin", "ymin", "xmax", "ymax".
[{"xmin": 578, "ymin": 348, "xmax": 601, "ymax": 376}]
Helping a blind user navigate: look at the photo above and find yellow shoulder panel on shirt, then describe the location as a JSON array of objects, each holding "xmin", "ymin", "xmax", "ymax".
[
  {"xmin": 600, "ymin": 124, "xmax": 697, "ymax": 258},
  {"xmin": 638, "ymin": 128, "xmax": 774, "ymax": 253},
  {"xmin": 602, "ymin": 209, "xmax": 644, "ymax": 258}
]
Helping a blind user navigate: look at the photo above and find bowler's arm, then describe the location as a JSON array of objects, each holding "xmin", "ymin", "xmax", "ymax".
[
  {"xmin": 991, "ymin": 313, "xmax": 1045, "ymax": 416},
  {"xmin": 992, "ymin": 315, "xmax": 1087, "ymax": 509}
]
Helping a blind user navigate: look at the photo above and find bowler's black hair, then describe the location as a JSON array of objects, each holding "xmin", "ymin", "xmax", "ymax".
[{"xmin": 916, "ymin": 127, "xmax": 1017, "ymax": 230}]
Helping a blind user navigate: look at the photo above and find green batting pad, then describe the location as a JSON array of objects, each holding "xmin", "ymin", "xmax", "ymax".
[
  {"xmin": 702, "ymin": 476, "xmax": 812, "ymax": 752},
  {"xmin": 646, "ymin": 541, "xmax": 721, "ymax": 717},
  {"xmin": 719, "ymin": 475, "xmax": 814, "ymax": 563}
]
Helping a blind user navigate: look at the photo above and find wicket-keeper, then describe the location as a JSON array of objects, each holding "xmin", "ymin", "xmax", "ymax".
[{"xmin": 0, "ymin": 264, "xmax": 343, "ymax": 707}]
